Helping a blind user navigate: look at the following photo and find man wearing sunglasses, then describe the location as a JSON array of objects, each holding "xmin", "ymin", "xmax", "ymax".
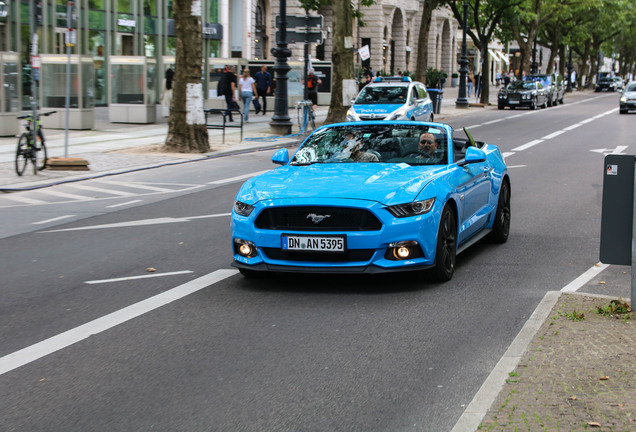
[{"xmin": 418, "ymin": 132, "xmax": 439, "ymax": 158}]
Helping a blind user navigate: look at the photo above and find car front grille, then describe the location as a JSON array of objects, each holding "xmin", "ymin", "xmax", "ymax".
[
  {"xmin": 508, "ymin": 94, "xmax": 521, "ymax": 102},
  {"xmin": 255, "ymin": 206, "xmax": 382, "ymax": 231},
  {"xmin": 262, "ymin": 248, "xmax": 375, "ymax": 262},
  {"xmin": 359, "ymin": 114, "xmax": 387, "ymax": 121}
]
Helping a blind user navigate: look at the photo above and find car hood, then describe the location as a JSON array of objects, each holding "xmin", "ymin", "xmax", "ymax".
[
  {"xmin": 351, "ymin": 104, "xmax": 399, "ymax": 115},
  {"xmin": 623, "ymin": 91, "xmax": 636, "ymax": 98},
  {"xmin": 237, "ymin": 163, "xmax": 446, "ymax": 206}
]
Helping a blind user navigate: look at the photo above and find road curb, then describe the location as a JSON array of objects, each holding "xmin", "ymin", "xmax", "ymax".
[{"xmin": 450, "ymin": 290, "xmax": 561, "ymax": 432}]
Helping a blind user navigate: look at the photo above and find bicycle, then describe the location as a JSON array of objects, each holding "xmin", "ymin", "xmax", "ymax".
[
  {"xmin": 295, "ymin": 99, "xmax": 316, "ymax": 132},
  {"xmin": 15, "ymin": 111, "xmax": 56, "ymax": 176}
]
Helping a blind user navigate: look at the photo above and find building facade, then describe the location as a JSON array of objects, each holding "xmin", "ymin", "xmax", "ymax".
[{"xmin": 0, "ymin": 0, "xmax": 468, "ymax": 110}]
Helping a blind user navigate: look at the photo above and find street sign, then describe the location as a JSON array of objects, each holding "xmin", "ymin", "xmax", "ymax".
[
  {"xmin": 276, "ymin": 15, "xmax": 323, "ymax": 30},
  {"xmin": 275, "ymin": 30, "xmax": 323, "ymax": 45}
]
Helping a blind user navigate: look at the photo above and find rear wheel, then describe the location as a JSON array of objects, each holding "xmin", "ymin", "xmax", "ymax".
[
  {"xmin": 15, "ymin": 134, "xmax": 30, "ymax": 176},
  {"xmin": 434, "ymin": 205, "xmax": 457, "ymax": 282},
  {"xmin": 490, "ymin": 180, "xmax": 511, "ymax": 243},
  {"xmin": 37, "ymin": 141, "xmax": 48, "ymax": 171}
]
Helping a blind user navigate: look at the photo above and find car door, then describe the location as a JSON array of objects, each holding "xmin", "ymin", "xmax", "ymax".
[
  {"xmin": 452, "ymin": 152, "xmax": 493, "ymax": 243},
  {"xmin": 413, "ymin": 84, "xmax": 432, "ymax": 121}
]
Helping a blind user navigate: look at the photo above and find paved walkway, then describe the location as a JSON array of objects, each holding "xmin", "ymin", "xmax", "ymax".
[{"xmin": 1, "ymin": 85, "xmax": 633, "ymax": 431}]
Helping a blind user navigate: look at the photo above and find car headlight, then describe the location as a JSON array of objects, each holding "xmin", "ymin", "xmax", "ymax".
[
  {"xmin": 346, "ymin": 109, "xmax": 359, "ymax": 121},
  {"xmin": 387, "ymin": 109, "xmax": 407, "ymax": 120},
  {"xmin": 620, "ymin": 96, "xmax": 627, "ymax": 102},
  {"xmin": 386, "ymin": 198, "xmax": 435, "ymax": 217},
  {"xmin": 234, "ymin": 200, "xmax": 255, "ymax": 216}
]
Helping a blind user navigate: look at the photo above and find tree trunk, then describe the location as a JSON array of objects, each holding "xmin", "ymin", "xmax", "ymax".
[
  {"xmin": 163, "ymin": 0, "xmax": 209, "ymax": 153},
  {"xmin": 415, "ymin": 1, "xmax": 437, "ymax": 82},
  {"xmin": 325, "ymin": 0, "xmax": 354, "ymax": 124},
  {"xmin": 479, "ymin": 39, "xmax": 490, "ymax": 104}
]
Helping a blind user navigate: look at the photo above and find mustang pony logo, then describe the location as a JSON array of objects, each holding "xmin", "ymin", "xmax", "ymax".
[{"xmin": 306, "ymin": 213, "xmax": 331, "ymax": 224}]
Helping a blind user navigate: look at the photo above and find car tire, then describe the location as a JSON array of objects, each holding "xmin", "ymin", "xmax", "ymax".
[
  {"xmin": 620, "ymin": 110, "xmax": 627, "ymax": 114},
  {"xmin": 530, "ymin": 98, "xmax": 537, "ymax": 110},
  {"xmin": 490, "ymin": 180, "xmax": 511, "ymax": 244},
  {"xmin": 434, "ymin": 205, "xmax": 457, "ymax": 282},
  {"xmin": 498, "ymin": 104, "xmax": 504, "ymax": 110}
]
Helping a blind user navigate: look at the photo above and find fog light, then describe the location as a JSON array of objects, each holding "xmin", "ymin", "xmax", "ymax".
[
  {"xmin": 234, "ymin": 239, "xmax": 257, "ymax": 258},
  {"xmin": 395, "ymin": 247, "xmax": 410, "ymax": 259}
]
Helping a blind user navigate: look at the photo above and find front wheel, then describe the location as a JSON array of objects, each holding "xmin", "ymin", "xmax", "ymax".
[
  {"xmin": 434, "ymin": 205, "xmax": 457, "ymax": 282},
  {"xmin": 15, "ymin": 134, "xmax": 31, "ymax": 176}
]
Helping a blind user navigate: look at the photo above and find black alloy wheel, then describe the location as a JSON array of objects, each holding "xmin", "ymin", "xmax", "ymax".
[
  {"xmin": 15, "ymin": 134, "xmax": 30, "ymax": 176},
  {"xmin": 490, "ymin": 180, "xmax": 511, "ymax": 243},
  {"xmin": 434, "ymin": 205, "xmax": 457, "ymax": 282}
]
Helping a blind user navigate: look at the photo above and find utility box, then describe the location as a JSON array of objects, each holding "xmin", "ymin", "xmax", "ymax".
[
  {"xmin": 0, "ymin": 52, "xmax": 21, "ymax": 136},
  {"xmin": 39, "ymin": 54, "xmax": 95, "ymax": 130},
  {"xmin": 108, "ymin": 56, "xmax": 157, "ymax": 123},
  {"xmin": 599, "ymin": 154, "xmax": 635, "ymax": 265}
]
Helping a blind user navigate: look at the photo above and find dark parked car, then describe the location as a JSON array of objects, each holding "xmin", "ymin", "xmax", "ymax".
[
  {"xmin": 498, "ymin": 81, "xmax": 549, "ymax": 110},
  {"xmin": 596, "ymin": 76, "xmax": 620, "ymax": 92},
  {"xmin": 527, "ymin": 73, "xmax": 564, "ymax": 106},
  {"xmin": 619, "ymin": 81, "xmax": 636, "ymax": 114}
]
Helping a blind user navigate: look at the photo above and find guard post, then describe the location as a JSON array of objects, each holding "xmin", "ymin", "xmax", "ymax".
[{"xmin": 599, "ymin": 154, "xmax": 635, "ymax": 305}]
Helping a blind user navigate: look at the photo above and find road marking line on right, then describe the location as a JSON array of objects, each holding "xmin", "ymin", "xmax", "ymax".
[{"xmin": 561, "ymin": 262, "xmax": 609, "ymax": 292}]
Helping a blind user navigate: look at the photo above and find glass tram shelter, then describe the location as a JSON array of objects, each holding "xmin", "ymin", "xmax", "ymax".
[
  {"xmin": 108, "ymin": 56, "xmax": 157, "ymax": 123},
  {"xmin": 38, "ymin": 54, "xmax": 95, "ymax": 130},
  {"xmin": 0, "ymin": 52, "xmax": 20, "ymax": 136}
]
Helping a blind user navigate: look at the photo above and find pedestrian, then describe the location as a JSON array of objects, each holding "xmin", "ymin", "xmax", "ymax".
[
  {"xmin": 219, "ymin": 65, "xmax": 237, "ymax": 122},
  {"xmin": 254, "ymin": 65, "xmax": 272, "ymax": 115},
  {"xmin": 161, "ymin": 65, "xmax": 174, "ymax": 117},
  {"xmin": 496, "ymin": 71, "xmax": 501, "ymax": 87},
  {"xmin": 503, "ymin": 71, "xmax": 511, "ymax": 87},
  {"xmin": 239, "ymin": 68, "xmax": 257, "ymax": 122},
  {"xmin": 467, "ymin": 71, "xmax": 474, "ymax": 97},
  {"xmin": 303, "ymin": 68, "xmax": 322, "ymax": 111}
]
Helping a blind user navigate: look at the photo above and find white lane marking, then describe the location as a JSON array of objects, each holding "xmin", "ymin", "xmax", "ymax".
[
  {"xmin": 37, "ymin": 189, "xmax": 93, "ymax": 201},
  {"xmin": 41, "ymin": 212, "xmax": 232, "ymax": 232},
  {"xmin": 106, "ymin": 199, "xmax": 143, "ymax": 208},
  {"xmin": 32, "ymin": 215, "xmax": 76, "ymax": 225},
  {"xmin": 464, "ymin": 124, "xmax": 483, "ymax": 129},
  {"xmin": 97, "ymin": 180, "xmax": 175, "ymax": 192},
  {"xmin": 590, "ymin": 145, "xmax": 629, "ymax": 155},
  {"xmin": 483, "ymin": 119, "xmax": 503, "ymax": 125},
  {"xmin": 563, "ymin": 124, "xmax": 582, "ymax": 131},
  {"xmin": 541, "ymin": 130, "xmax": 566, "ymax": 140},
  {"xmin": 0, "ymin": 269, "xmax": 238, "ymax": 376},
  {"xmin": 65, "ymin": 184, "xmax": 135, "ymax": 196},
  {"xmin": 505, "ymin": 165, "xmax": 526, "ymax": 169},
  {"xmin": 207, "ymin": 170, "xmax": 270, "ymax": 185},
  {"xmin": 513, "ymin": 139, "xmax": 543, "ymax": 152},
  {"xmin": 2, "ymin": 194, "xmax": 48, "ymax": 205},
  {"xmin": 85, "ymin": 270, "xmax": 194, "ymax": 284},
  {"xmin": 561, "ymin": 263, "xmax": 610, "ymax": 292},
  {"xmin": 502, "ymin": 152, "xmax": 515, "ymax": 159}
]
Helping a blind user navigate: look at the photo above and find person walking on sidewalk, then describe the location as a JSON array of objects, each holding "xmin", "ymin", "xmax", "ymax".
[
  {"xmin": 219, "ymin": 65, "xmax": 237, "ymax": 122},
  {"xmin": 239, "ymin": 69, "xmax": 257, "ymax": 122},
  {"xmin": 255, "ymin": 65, "xmax": 272, "ymax": 115}
]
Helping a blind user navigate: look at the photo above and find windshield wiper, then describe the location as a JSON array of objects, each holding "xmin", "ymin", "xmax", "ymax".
[{"xmin": 290, "ymin": 160, "xmax": 324, "ymax": 166}]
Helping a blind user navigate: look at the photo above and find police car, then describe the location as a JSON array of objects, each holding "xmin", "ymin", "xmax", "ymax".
[{"xmin": 346, "ymin": 76, "xmax": 434, "ymax": 122}]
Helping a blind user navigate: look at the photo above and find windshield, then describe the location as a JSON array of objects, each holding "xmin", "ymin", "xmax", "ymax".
[
  {"xmin": 600, "ymin": 77, "xmax": 613, "ymax": 83},
  {"xmin": 354, "ymin": 85, "xmax": 408, "ymax": 104},
  {"xmin": 291, "ymin": 124, "xmax": 448, "ymax": 166},
  {"xmin": 508, "ymin": 81, "xmax": 536, "ymax": 90},
  {"xmin": 626, "ymin": 84, "xmax": 636, "ymax": 92}
]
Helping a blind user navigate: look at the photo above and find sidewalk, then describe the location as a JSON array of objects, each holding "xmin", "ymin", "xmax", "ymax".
[{"xmin": 1, "ymin": 86, "xmax": 633, "ymax": 431}]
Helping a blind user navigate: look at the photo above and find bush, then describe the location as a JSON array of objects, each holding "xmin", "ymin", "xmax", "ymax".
[{"xmin": 425, "ymin": 67, "xmax": 448, "ymax": 88}]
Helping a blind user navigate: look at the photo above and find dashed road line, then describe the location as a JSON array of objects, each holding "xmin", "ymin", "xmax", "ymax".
[
  {"xmin": 106, "ymin": 199, "xmax": 143, "ymax": 208},
  {"xmin": 33, "ymin": 215, "xmax": 76, "ymax": 225},
  {"xmin": 85, "ymin": 270, "xmax": 194, "ymax": 284},
  {"xmin": 513, "ymin": 139, "xmax": 544, "ymax": 152}
]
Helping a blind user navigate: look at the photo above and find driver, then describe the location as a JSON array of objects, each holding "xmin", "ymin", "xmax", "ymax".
[{"xmin": 418, "ymin": 132, "xmax": 438, "ymax": 157}]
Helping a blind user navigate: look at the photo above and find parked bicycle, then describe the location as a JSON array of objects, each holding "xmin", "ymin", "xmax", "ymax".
[
  {"xmin": 15, "ymin": 111, "xmax": 56, "ymax": 176},
  {"xmin": 295, "ymin": 99, "xmax": 316, "ymax": 132}
]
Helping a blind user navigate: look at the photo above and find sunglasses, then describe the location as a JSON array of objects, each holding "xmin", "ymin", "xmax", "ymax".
[{"xmin": 420, "ymin": 139, "xmax": 435, "ymax": 144}]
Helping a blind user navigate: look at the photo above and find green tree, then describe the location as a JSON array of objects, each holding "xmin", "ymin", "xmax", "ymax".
[
  {"xmin": 447, "ymin": 0, "xmax": 523, "ymax": 104},
  {"xmin": 163, "ymin": 0, "xmax": 209, "ymax": 153}
]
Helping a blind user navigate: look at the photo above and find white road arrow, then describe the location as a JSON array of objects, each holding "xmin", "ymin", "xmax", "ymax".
[{"xmin": 590, "ymin": 145, "xmax": 628, "ymax": 155}]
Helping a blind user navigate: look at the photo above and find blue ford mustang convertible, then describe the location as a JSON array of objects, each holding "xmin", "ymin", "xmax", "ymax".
[{"xmin": 231, "ymin": 121, "xmax": 510, "ymax": 281}]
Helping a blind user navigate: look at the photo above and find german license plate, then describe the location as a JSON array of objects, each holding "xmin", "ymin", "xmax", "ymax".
[
  {"xmin": 509, "ymin": 100, "xmax": 519, "ymax": 104},
  {"xmin": 282, "ymin": 234, "xmax": 346, "ymax": 252}
]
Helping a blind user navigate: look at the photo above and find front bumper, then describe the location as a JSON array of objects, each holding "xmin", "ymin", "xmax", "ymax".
[
  {"xmin": 620, "ymin": 101, "xmax": 636, "ymax": 111},
  {"xmin": 231, "ymin": 198, "xmax": 441, "ymax": 274}
]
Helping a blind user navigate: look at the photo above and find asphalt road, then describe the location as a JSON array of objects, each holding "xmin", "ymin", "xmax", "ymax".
[{"xmin": 0, "ymin": 92, "xmax": 630, "ymax": 432}]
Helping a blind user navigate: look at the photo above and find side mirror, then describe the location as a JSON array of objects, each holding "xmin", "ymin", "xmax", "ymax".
[
  {"xmin": 458, "ymin": 146, "xmax": 486, "ymax": 167},
  {"xmin": 272, "ymin": 148, "xmax": 289, "ymax": 165}
]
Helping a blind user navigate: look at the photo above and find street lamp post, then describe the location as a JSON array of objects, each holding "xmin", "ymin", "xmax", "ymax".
[
  {"xmin": 269, "ymin": 0, "xmax": 292, "ymax": 135},
  {"xmin": 455, "ymin": 1, "xmax": 469, "ymax": 109}
]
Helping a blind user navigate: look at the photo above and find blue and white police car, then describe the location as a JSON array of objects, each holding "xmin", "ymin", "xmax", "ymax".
[{"xmin": 346, "ymin": 76, "xmax": 434, "ymax": 122}]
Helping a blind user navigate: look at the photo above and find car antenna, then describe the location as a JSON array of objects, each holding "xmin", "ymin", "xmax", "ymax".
[{"xmin": 463, "ymin": 127, "xmax": 477, "ymax": 147}]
